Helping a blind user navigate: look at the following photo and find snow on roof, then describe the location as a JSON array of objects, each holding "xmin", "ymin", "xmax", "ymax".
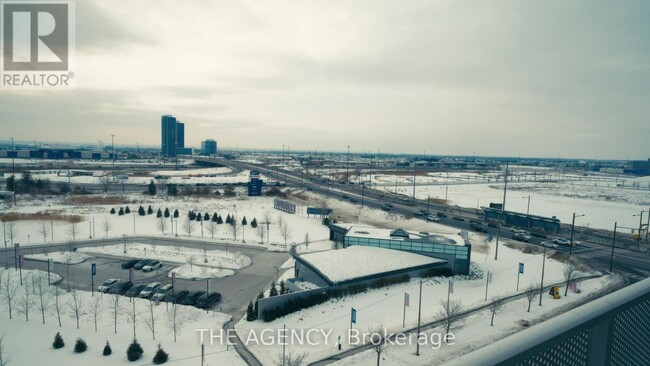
[
  {"xmin": 344, "ymin": 225, "xmax": 466, "ymax": 246},
  {"xmin": 297, "ymin": 246, "xmax": 445, "ymax": 283}
]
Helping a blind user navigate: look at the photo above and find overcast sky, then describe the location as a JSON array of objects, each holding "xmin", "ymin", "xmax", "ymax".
[{"xmin": 1, "ymin": 0, "xmax": 649, "ymax": 159}]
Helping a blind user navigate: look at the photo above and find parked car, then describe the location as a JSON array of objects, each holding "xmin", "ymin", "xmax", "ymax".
[
  {"xmin": 513, "ymin": 233, "xmax": 532, "ymax": 242},
  {"xmin": 125, "ymin": 284, "xmax": 147, "ymax": 298},
  {"xmin": 133, "ymin": 259, "xmax": 154, "ymax": 270},
  {"xmin": 152, "ymin": 284, "xmax": 174, "ymax": 301},
  {"xmin": 437, "ymin": 212, "xmax": 448, "ymax": 218},
  {"xmin": 167, "ymin": 290, "xmax": 190, "ymax": 303},
  {"xmin": 142, "ymin": 260, "xmax": 162, "ymax": 272},
  {"xmin": 427, "ymin": 216, "xmax": 440, "ymax": 222},
  {"xmin": 181, "ymin": 291, "xmax": 206, "ymax": 306},
  {"xmin": 139, "ymin": 282, "xmax": 162, "ymax": 298},
  {"xmin": 195, "ymin": 292, "xmax": 222, "ymax": 309},
  {"xmin": 98, "ymin": 279, "xmax": 119, "ymax": 293},
  {"xmin": 121, "ymin": 259, "xmax": 140, "ymax": 269},
  {"xmin": 553, "ymin": 238, "xmax": 573, "ymax": 246},
  {"xmin": 540, "ymin": 241, "xmax": 559, "ymax": 249},
  {"xmin": 108, "ymin": 280, "xmax": 133, "ymax": 295}
]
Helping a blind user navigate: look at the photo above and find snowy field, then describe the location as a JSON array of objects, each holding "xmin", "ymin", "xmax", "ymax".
[
  {"xmin": 0, "ymin": 268, "xmax": 245, "ymax": 366},
  {"xmin": 25, "ymin": 251, "xmax": 91, "ymax": 265},
  {"xmin": 236, "ymin": 230, "xmax": 617, "ymax": 364}
]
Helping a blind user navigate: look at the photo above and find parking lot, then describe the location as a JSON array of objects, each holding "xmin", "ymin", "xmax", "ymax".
[{"xmin": 20, "ymin": 243, "xmax": 291, "ymax": 316}]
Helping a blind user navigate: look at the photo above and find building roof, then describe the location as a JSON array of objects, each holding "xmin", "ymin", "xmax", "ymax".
[
  {"xmin": 296, "ymin": 246, "xmax": 445, "ymax": 283},
  {"xmin": 340, "ymin": 224, "xmax": 466, "ymax": 246}
]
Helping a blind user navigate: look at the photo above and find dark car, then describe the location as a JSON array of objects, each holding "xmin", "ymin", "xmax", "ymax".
[
  {"xmin": 513, "ymin": 233, "xmax": 532, "ymax": 242},
  {"xmin": 121, "ymin": 259, "xmax": 140, "ymax": 269},
  {"xmin": 108, "ymin": 280, "xmax": 133, "ymax": 295},
  {"xmin": 437, "ymin": 212, "xmax": 448, "ymax": 218},
  {"xmin": 166, "ymin": 289, "xmax": 189, "ymax": 303},
  {"xmin": 452, "ymin": 216, "xmax": 465, "ymax": 222},
  {"xmin": 487, "ymin": 222, "xmax": 498, "ymax": 228},
  {"xmin": 181, "ymin": 291, "xmax": 206, "ymax": 306},
  {"xmin": 380, "ymin": 206, "xmax": 391, "ymax": 211},
  {"xmin": 133, "ymin": 259, "xmax": 153, "ymax": 270},
  {"xmin": 530, "ymin": 231, "xmax": 548, "ymax": 239},
  {"xmin": 342, "ymin": 194, "xmax": 349, "ymax": 199},
  {"xmin": 195, "ymin": 292, "xmax": 222, "ymax": 309},
  {"xmin": 469, "ymin": 222, "xmax": 487, "ymax": 233},
  {"xmin": 125, "ymin": 284, "xmax": 147, "ymax": 298}
]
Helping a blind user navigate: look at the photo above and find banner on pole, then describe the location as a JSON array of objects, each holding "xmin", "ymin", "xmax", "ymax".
[
  {"xmin": 351, "ymin": 308, "xmax": 357, "ymax": 324},
  {"xmin": 449, "ymin": 281, "xmax": 454, "ymax": 294},
  {"xmin": 519, "ymin": 262, "xmax": 524, "ymax": 274},
  {"xmin": 91, "ymin": 263, "xmax": 97, "ymax": 276},
  {"xmin": 404, "ymin": 293, "xmax": 410, "ymax": 307}
]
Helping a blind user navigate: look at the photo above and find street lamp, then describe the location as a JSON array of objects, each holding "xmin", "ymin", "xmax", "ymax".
[
  {"xmin": 522, "ymin": 195, "xmax": 531, "ymax": 215},
  {"xmin": 569, "ymin": 213, "xmax": 585, "ymax": 255},
  {"xmin": 633, "ymin": 211, "xmax": 648, "ymax": 250},
  {"xmin": 66, "ymin": 258, "xmax": 71, "ymax": 292}
]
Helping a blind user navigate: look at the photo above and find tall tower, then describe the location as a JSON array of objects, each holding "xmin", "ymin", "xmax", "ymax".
[{"xmin": 161, "ymin": 115, "xmax": 177, "ymax": 157}]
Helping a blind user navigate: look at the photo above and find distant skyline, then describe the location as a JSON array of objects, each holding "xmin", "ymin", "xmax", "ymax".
[{"xmin": 1, "ymin": 1, "xmax": 649, "ymax": 160}]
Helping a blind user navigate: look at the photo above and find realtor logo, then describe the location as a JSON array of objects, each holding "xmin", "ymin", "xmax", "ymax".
[{"xmin": 1, "ymin": 0, "xmax": 75, "ymax": 88}]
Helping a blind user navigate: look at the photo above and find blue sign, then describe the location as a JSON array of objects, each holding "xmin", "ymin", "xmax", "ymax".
[
  {"xmin": 91, "ymin": 263, "xmax": 97, "ymax": 276},
  {"xmin": 248, "ymin": 179, "xmax": 263, "ymax": 196},
  {"xmin": 307, "ymin": 207, "xmax": 333, "ymax": 216},
  {"xmin": 351, "ymin": 308, "xmax": 357, "ymax": 324},
  {"xmin": 519, "ymin": 262, "xmax": 524, "ymax": 274}
]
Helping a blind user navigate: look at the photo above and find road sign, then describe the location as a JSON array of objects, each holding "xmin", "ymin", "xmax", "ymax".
[
  {"xmin": 351, "ymin": 308, "xmax": 357, "ymax": 324},
  {"xmin": 91, "ymin": 263, "xmax": 96, "ymax": 276},
  {"xmin": 404, "ymin": 293, "xmax": 410, "ymax": 307},
  {"xmin": 519, "ymin": 262, "xmax": 524, "ymax": 274}
]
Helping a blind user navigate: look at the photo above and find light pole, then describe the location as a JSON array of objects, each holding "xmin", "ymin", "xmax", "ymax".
[
  {"xmin": 569, "ymin": 213, "xmax": 585, "ymax": 255},
  {"xmin": 346, "ymin": 145, "xmax": 350, "ymax": 182},
  {"xmin": 522, "ymin": 195, "xmax": 531, "ymax": 215},
  {"xmin": 538, "ymin": 247, "xmax": 546, "ymax": 306},
  {"xmin": 502, "ymin": 163, "xmax": 509, "ymax": 211},
  {"xmin": 415, "ymin": 279, "xmax": 423, "ymax": 356},
  {"xmin": 11, "ymin": 137, "xmax": 16, "ymax": 205},
  {"xmin": 633, "ymin": 211, "xmax": 646, "ymax": 250},
  {"xmin": 123, "ymin": 234, "xmax": 127, "ymax": 254},
  {"xmin": 66, "ymin": 258, "xmax": 71, "ymax": 292},
  {"xmin": 610, "ymin": 222, "xmax": 617, "ymax": 272}
]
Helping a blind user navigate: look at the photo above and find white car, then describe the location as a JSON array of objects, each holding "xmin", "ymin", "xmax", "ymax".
[
  {"xmin": 540, "ymin": 241, "xmax": 559, "ymax": 249},
  {"xmin": 142, "ymin": 260, "xmax": 162, "ymax": 272},
  {"xmin": 98, "ymin": 279, "xmax": 119, "ymax": 293},
  {"xmin": 553, "ymin": 238, "xmax": 573, "ymax": 246},
  {"xmin": 427, "ymin": 216, "xmax": 440, "ymax": 222},
  {"xmin": 151, "ymin": 284, "xmax": 173, "ymax": 301},
  {"xmin": 139, "ymin": 282, "xmax": 161, "ymax": 298}
]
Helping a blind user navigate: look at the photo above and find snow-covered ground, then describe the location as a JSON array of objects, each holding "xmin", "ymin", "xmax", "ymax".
[
  {"xmin": 78, "ymin": 243, "xmax": 252, "ymax": 270},
  {"xmin": 25, "ymin": 251, "xmax": 91, "ymax": 265},
  {"xmin": 0, "ymin": 267, "xmax": 245, "ymax": 365},
  {"xmin": 167, "ymin": 263, "xmax": 235, "ymax": 280},
  {"xmin": 26, "ymin": 168, "xmax": 255, "ymax": 185},
  {"xmin": 236, "ymin": 230, "xmax": 614, "ymax": 365}
]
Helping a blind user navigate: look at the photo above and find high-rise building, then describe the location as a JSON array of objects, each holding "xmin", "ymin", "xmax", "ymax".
[
  {"xmin": 201, "ymin": 139, "xmax": 217, "ymax": 156},
  {"xmin": 161, "ymin": 115, "xmax": 185, "ymax": 157}
]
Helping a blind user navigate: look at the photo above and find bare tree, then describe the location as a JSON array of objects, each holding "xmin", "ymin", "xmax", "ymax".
[
  {"xmin": 256, "ymin": 225, "xmax": 266, "ymax": 244},
  {"xmin": 124, "ymin": 298, "xmax": 141, "ymax": 338},
  {"xmin": 166, "ymin": 303, "xmax": 189, "ymax": 342},
  {"xmin": 280, "ymin": 223, "xmax": 292, "ymax": 245},
  {"xmin": 207, "ymin": 220, "xmax": 217, "ymax": 239},
  {"xmin": 368, "ymin": 324, "xmax": 388, "ymax": 366},
  {"xmin": 102, "ymin": 216, "xmax": 112, "ymax": 237},
  {"xmin": 2, "ymin": 270, "xmax": 18, "ymax": 319},
  {"xmin": 6, "ymin": 224, "xmax": 17, "ymax": 245},
  {"xmin": 0, "ymin": 331, "xmax": 14, "ymax": 366},
  {"xmin": 525, "ymin": 281, "xmax": 539, "ymax": 312},
  {"xmin": 263, "ymin": 211, "xmax": 273, "ymax": 240},
  {"xmin": 187, "ymin": 255, "xmax": 196, "ymax": 271},
  {"xmin": 17, "ymin": 274, "xmax": 34, "ymax": 321},
  {"xmin": 274, "ymin": 351, "xmax": 307, "ymax": 366},
  {"xmin": 156, "ymin": 216, "xmax": 168, "ymax": 235},
  {"xmin": 37, "ymin": 222, "xmax": 50, "ymax": 243},
  {"xmin": 67, "ymin": 222, "xmax": 79, "ymax": 241},
  {"xmin": 110, "ymin": 294, "xmax": 120, "ymax": 334},
  {"xmin": 563, "ymin": 261, "xmax": 579, "ymax": 296},
  {"xmin": 276, "ymin": 213, "xmax": 284, "ymax": 229},
  {"xmin": 33, "ymin": 272, "xmax": 50, "ymax": 324},
  {"xmin": 304, "ymin": 232, "xmax": 310, "ymax": 251},
  {"xmin": 143, "ymin": 300, "xmax": 158, "ymax": 340},
  {"xmin": 436, "ymin": 299, "xmax": 463, "ymax": 342},
  {"xmin": 183, "ymin": 216, "xmax": 195, "ymax": 237},
  {"xmin": 489, "ymin": 296, "xmax": 504, "ymax": 326},
  {"xmin": 67, "ymin": 289, "xmax": 86, "ymax": 329},
  {"xmin": 52, "ymin": 284, "xmax": 62, "ymax": 326},
  {"xmin": 88, "ymin": 295, "xmax": 103, "ymax": 332},
  {"xmin": 230, "ymin": 219, "xmax": 238, "ymax": 241},
  {"xmin": 98, "ymin": 176, "xmax": 111, "ymax": 193}
]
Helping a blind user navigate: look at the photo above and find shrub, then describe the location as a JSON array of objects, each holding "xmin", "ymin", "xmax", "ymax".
[
  {"xmin": 147, "ymin": 206, "xmax": 154, "ymax": 214},
  {"xmin": 204, "ymin": 212, "xmax": 210, "ymax": 221},
  {"xmin": 138, "ymin": 206, "xmax": 146, "ymax": 216},
  {"xmin": 74, "ymin": 338, "xmax": 88, "ymax": 353},
  {"xmin": 251, "ymin": 218, "xmax": 258, "ymax": 228},
  {"xmin": 241, "ymin": 216, "xmax": 247, "ymax": 225},
  {"xmin": 110, "ymin": 208, "xmax": 116, "ymax": 215},
  {"xmin": 157, "ymin": 209, "xmax": 162, "ymax": 218},
  {"xmin": 173, "ymin": 209, "xmax": 179, "ymax": 218},
  {"xmin": 118, "ymin": 207, "xmax": 125, "ymax": 216},
  {"xmin": 125, "ymin": 206, "xmax": 131, "ymax": 214},
  {"xmin": 52, "ymin": 332, "xmax": 65, "ymax": 349},
  {"xmin": 152, "ymin": 344, "xmax": 169, "ymax": 364},
  {"xmin": 126, "ymin": 339, "xmax": 144, "ymax": 362},
  {"xmin": 103, "ymin": 341, "xmax": 112, "ymax": 356},
  {"xmin": 164, "ymin": 208, "xmax": 170, "ymax": 218}
]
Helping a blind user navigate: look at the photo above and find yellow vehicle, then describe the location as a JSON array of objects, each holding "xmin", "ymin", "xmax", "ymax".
[{"xmin": 548, "ymin": 286, "xmax": 561, "ymax": 299}]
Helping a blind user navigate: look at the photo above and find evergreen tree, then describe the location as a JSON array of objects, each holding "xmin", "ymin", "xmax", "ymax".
[
  {"xmin": 52, "ymin": 332, "xmax": 65, "ymax": 349},
  {"xmin": 204, "ymin": 212, "xmax": 210, "ymax": 221},
  {"xmin": 254, "ymin": 291, "xmax": 264, "ymax": 315},
  {"xmin": 195, "ymin": 214, "xmax": 202, "ymax": 222},
  {"xmin": 126, "ymin": 339, "xmax": 144, "ymax": 362},
  {"xmin": 188, "ymin": 211, "xmax": 196, "ymax": 220},
  {"xmin": 216, "ymin": 215, "xmax": 223, "ymax": 224},
  {"xmin": 125, "ymin": 206, "xmax": 131, "ymax": 214},
  {"xmin": 322, "ymin": 217, "xmax": 330, "ymax": 225},
  {"xmin": 5, "ymin": 175, "xmax": 16, "ymax": 192},
  {"xmin": 74, "ymin": 338, "xmax": 88, "ymax": 353},
  {"xmin": 147, "ymin": 205, "xmax": 154, "ymax": 214},
  {"xmin": 173, "ymin": 209, "xmax": 179, "ymax": 218},
  {"xmin": 164, "ymin": 208, "xmax": 170, "ymax": 218},
  {"xmin": 110, "ymin": 207, "xmax": 116, "ymax": 215},
  {"xmin": 269, "ymin": 280, "xmax": 278, "ymax": 297},
  {"xmin": 246, "ymin": 301, "xmax": 256, "ymax": 321},
  {"xmin": 211, "ymin": 212, "xmax": 218, "ymax": 222},
  {"xmin": 102, "ymin": 341, "xmax": 112, "ymax": 356},
  {"xmin": 148, "ymin": 180, "xmax": 157, "ymax": 195},
  {"xmin": 21, "ymin": 171, "xmax": 34, "ymax": 193},
  {"xmin": 152, "ymin": 344, "xmax": 169, "ymax": 364},
  {"xmin": 167, "ymin": 184, "xmax": 178, "ymax": 196},
  {"xmin": 118, "ymin": 207, "xmax": 125, "ymax": 216},
  {"xmin": 138, "ymin": 206, "xmax": 146, "ymax": 216},
  {"xmin": 251, "ymin": 218, "xmax": 258, "ymax": 228},
  {"xmin": 241, "ymin": 216, "xmax": 247, "ymax": 226},
  {"xmin": 279, "ymin": 280, "xmax": 286, "ymax": 295},
  {"xmin": 157, "ymin": 209, "xmax": 162, "ymax": 218},
  {"xmin": 226, "ymin": 214, "xmax": 232, "ymax": 224}
]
